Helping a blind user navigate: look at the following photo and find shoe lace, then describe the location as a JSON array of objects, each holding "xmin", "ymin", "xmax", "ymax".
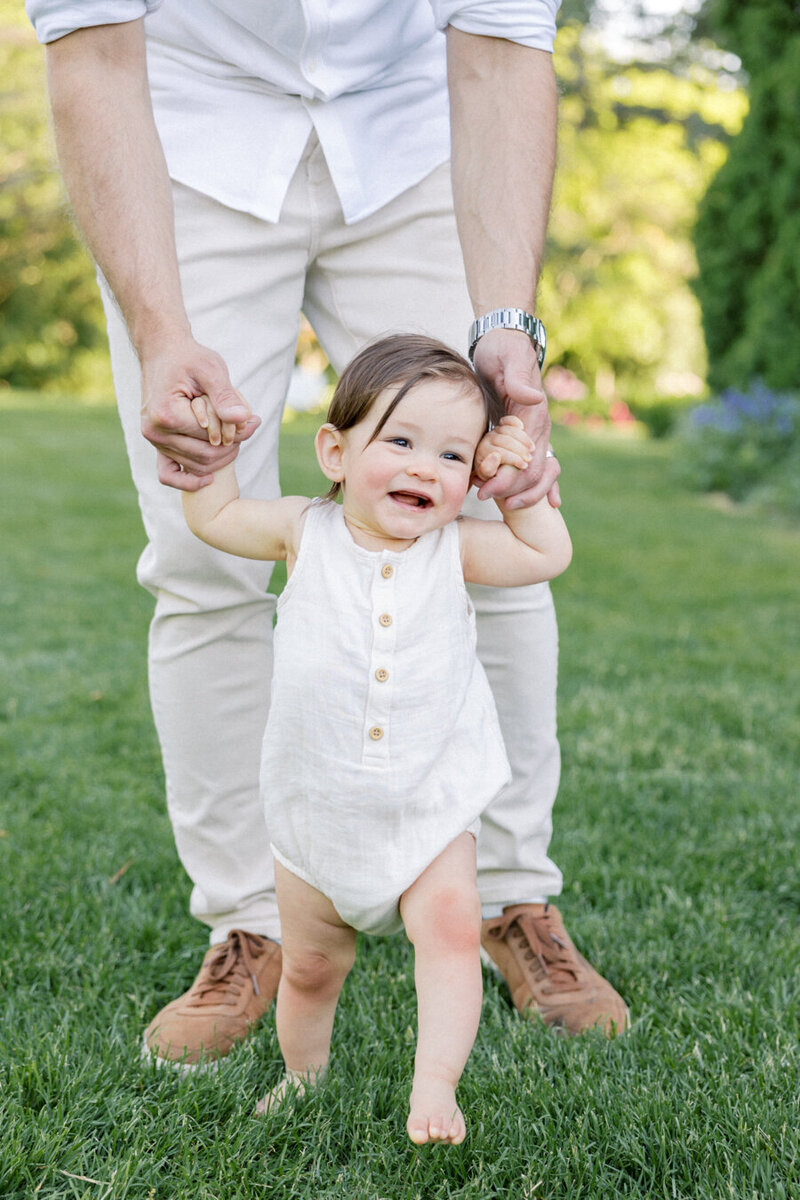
[
  {"xmin": 487, "ymin": 904, "xmax": 580, "ymax": 989},
  {"xmin": 188, "ymin": 929, "xmax": 266, "ymax": 1007}
]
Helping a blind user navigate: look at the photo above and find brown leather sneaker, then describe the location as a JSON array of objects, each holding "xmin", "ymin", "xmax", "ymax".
[
  {"xmin": 143, "ymin": 929, "xmax": 282, "ymax": 1069},
  {"xmin": 481, "ymin": 903, "xmax": 629, "ymax": 1035}
]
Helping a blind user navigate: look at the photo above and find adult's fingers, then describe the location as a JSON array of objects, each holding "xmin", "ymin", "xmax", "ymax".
[
  {"xmin": 158, "ymin": 452, "xmax": 215, "ymax": 491},
  {"xmin": 501, "ymin": 476, "xmax": 562, "ymax": 510},
  {"xmin": 157, "ymin": 428, "xmax": 247, "ymax": 467},
  {"xmin": 143, "ymin": 417, "xmax": 260, "ymax": 469},
  {"xmin": 503, "ymin": 456, "xmax": 562, "ymax": 509},
  {"xmin": 477, "ymin": 448, "xmax": 561, "ymax": 504}
]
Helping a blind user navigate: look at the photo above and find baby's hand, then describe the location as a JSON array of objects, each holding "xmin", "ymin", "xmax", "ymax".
[
  {"xmin": 190, "ymin": 393, "xmax": 245, "ymax": 447},
  {"xmin": 474, "ymin": 416, "xmax": 534, "ymax": 484}
]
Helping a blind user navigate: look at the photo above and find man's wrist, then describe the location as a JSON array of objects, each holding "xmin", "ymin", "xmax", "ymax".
[
  {"xmin": 131, "ymin": 314, "xmax": 194, "ymax": 361},
  {"xmin": 468, "ymin": 309, "xmax": 546, "ymax": 368}
]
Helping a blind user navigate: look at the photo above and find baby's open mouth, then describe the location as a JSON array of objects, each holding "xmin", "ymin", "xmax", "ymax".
[{"xmin": 390, "ymin": 491, "xmax": 432, "ymax": 509}]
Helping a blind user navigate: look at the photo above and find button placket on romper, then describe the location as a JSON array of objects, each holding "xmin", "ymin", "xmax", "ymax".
[{"xmin": 363, "ymin": 557, "xmax": 396, "ymax": 763}]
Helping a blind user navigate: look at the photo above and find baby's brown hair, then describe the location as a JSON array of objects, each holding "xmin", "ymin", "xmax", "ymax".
[{"xmin": 324, "ymin": 334, "xmax": 503, "ymax": 500}]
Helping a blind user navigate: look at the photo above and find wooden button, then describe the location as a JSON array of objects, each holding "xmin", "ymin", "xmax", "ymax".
[
  {"xmin": 375, "ymin": 668, "xmax": 389, "ymax": 682},
  {"xmin": 379, "ymin": 613, "xmax": 392, "ymax": 627},
  {"xmin": 381, "ymin": 564, "xmax": 394, "ymax": 579},
  {"xmin": 369, "ymin": 726, "xmax": 384, "ymax": 740}
]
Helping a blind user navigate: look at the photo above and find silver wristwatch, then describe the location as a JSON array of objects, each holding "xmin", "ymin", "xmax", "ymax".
[{"xmin": 468, "ymin": 308, "xmax": 546, "ymax": 368}]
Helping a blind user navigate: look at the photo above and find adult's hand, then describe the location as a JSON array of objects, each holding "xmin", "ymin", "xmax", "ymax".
[
  {"xmin": 472, "ymin": 328, "xmax": 561, "ymax": 509},
  {"xmin": 141, "ymin": 335, "xmax": 260, "ymax": 491}
]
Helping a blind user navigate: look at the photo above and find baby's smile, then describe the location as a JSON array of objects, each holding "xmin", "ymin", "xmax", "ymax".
[{"xmin": 389, "ymin": 489, "xmax": 433, "ymax": 509}]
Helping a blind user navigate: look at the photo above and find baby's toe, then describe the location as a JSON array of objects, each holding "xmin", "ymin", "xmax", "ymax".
[
  {"xmin": 407, "ymin": 1115, "xmax": 431, "ymax": 1145},
  {"xmin": 431, "ymin": 1109, "xmax": 464, "ymax": 1144},
  {"xmin": 448, "ymin": 1109, "xmax": 467, "ymax": 1144}
]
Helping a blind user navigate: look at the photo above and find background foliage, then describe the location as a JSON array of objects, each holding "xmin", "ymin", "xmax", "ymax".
[
  {"xmin": 693, "ymin": 0, "xmax": 800, "ymax": 392},
  {"xmin": 543, "ymin": 19, "xmax": 744, "ymax": 405},
  {"xmin": 1, "ymin": 2, "xmax": 746, "ymax": 406},
  {"xmin": 674, "ymin": 381, "xmax": 800, "ymax": 516},
  {"xmin": 0, "ymin": 4, "xmax": 111, "ymax": 394}
]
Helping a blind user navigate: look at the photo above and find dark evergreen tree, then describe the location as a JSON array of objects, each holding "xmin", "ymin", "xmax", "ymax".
[{"xmin": 693, "ymin": 1, "xmax": 800, "ymax": 390}]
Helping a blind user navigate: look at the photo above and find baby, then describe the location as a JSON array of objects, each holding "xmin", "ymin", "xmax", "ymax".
[{"xmin": 182, "ymin": 334, "xmax": 571, "ymax": 1145}]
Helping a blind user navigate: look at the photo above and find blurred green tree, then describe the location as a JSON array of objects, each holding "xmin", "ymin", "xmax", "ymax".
[
  {"xmin": 0, "ymin": 7, "xmax": 111, "ymax": 394},
  {"xmin": 693, "ymin": 0, "xmax": 800, "ymax": 390},
  {"xmin": 542, "ymin": 19, "xmax": 745, "ymax": 404},
  {"xmin": 2, "ymin": 2, "xmax": 745, "ymax": 405}
]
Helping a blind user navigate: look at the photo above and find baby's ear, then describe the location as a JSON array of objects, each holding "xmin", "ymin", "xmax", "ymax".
[{"xmin": 315, "ymin": 423, "xmax": 346, "ymax": 483}]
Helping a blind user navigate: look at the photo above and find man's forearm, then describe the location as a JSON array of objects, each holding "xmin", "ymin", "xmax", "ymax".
[
  {"xmin": 446, "ymin": 29, "xmax": 557, "ymax": 316},
  {"xmin": 46, "ymin": 20, "xmax": 190, "ymax": 357}
]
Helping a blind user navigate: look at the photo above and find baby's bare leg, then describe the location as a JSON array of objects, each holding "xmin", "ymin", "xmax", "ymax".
[
  {"xmin": 256, "ymin": 861, "xmax": 356, "ymax": 1113},
  {"xmin": 399, "ymin": 832, "xmax": 482, "ymax": 1145}
]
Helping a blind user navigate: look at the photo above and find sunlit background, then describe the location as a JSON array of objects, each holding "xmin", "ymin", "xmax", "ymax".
[{"xmin": 2, "ymin": 0, "xmax": 798, "ymax": 514}]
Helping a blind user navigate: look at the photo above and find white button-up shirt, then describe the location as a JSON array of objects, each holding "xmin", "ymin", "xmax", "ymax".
[{"xmin": 27, "ymin": 0, "xmax": 559, "ymax": 224}]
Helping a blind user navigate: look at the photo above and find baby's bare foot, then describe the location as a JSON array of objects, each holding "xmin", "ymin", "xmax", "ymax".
[
  {"xmin": 255, "ymin": 1072, "xmax": 306, "ymax": 1115},
  {"xmin": 407, "ymin": 1076, "xmax": 466, "ymax": 1145},
  {"xmin": 255, "ymin": 1065, "xmax": 326, "ymax": 1116}
]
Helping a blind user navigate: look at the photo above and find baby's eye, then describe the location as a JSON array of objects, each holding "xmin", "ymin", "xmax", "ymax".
[
  {"xmin": 441, "ymin": 451, "xmax": 466, "ymax": 463},
  {"xmin": 387, "ymin": 437, "xmax": 411, "ymax": 448}
]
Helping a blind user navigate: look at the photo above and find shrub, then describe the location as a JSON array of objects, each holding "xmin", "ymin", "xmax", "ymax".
[
  {"xmin": 626, "ymin": 395, "xmax": 698, "ymax": 439},
  {"xmin": 693, "ymin": 3, "xmax": 800, "ymax": 392},
  {"xmin": 674, "ymin": 381, "xmax": 800, "ymax": 515}
]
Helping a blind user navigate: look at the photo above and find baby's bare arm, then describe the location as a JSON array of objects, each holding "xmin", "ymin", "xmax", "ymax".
[
  {"xmin": 182, "ymin": 462, "xmax": 308, "ymax": 562},
  {"xmin": 463, "ymin": 419, "xmax": 571, "ymax": 586},
  {"xmin": 460, "ymin": 496, "xmax": 572, "ymax": 587}
]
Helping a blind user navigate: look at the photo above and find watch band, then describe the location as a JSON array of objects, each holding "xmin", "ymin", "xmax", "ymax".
[{"xmin": 468, "ymin": 308, "xmax": 546, "ymax": 368}]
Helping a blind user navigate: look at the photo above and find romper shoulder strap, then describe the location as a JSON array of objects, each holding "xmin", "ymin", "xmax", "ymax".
[{"xmin": 277, "ymin": 497, "xmax": 337, "ymax": 607}]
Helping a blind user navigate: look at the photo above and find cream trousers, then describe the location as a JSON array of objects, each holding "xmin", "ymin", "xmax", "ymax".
[{"xmin": 102, "ymin": 134, "xmax": 563, "ymax": 943}]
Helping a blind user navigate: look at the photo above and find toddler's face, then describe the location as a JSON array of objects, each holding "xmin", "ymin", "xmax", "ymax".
[{"xmin": 335, "ymin": 378, "xmax": 486, "ymax": 544}]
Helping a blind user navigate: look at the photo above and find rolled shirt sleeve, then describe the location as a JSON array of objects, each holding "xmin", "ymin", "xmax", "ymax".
[
  {"xmin": 429, "ymin": 0, "xmax": 560, "ymax": 50},
  {"xmin": 25, "ymin": 0, "xmax": 163, "ymax": 44}
]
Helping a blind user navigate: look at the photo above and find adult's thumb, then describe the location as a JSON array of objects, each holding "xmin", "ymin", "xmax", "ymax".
[
  {"xmin": 503, "ymin": 366, "xmax": 546, "ymax": 408},
  {"xmin": 209, "ymin": 385, "xmax": 252, "ymax": 425}
]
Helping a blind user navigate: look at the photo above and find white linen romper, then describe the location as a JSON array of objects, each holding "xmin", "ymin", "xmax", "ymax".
[{"xmin": 261, "ymin": 499, "xmax": 511, "ymax": 935}]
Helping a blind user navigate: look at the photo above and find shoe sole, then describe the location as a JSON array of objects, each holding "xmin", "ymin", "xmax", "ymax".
[
  {"xmin": 480, "ymin": 946, "xmax": 501, "ymax": 972},
  {"xmin": 140, "ymin": 1032, "xmax": 221, "ymax": 1078}
]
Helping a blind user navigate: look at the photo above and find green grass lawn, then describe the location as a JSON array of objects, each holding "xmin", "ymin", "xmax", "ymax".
[{"xmin": 1, "ymin": 407, "xmax": 798, "ymax": 1199}]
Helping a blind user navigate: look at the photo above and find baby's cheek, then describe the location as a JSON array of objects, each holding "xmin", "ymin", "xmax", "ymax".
[
  {"xmin": 444, "ymin": 474, "xmax": 473, "ymax": 514},
  {"xmin": 361, "ymin": 457, "xmax": 396, "ymax": 493}
]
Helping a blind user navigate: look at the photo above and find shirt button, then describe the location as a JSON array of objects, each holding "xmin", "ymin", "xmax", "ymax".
[
  {"xmin": 375, "ymin": 668, "xmax": 389, "ymax": 682},
  {"xmin": 369, "ymin": 726, "xmax": 384, "ymax": 740},
  {"xmin": 379, "ymin": 613, "xmax": 392, "ymax": 627},
  {"xmin": 381, "ymin": 564, "xmax": 394, "ymax": 579}
]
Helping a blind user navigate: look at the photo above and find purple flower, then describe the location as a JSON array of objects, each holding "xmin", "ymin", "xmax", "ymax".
[{"xmin": 690, "ymin": 383, "xmax": 799, "ymax": 438}]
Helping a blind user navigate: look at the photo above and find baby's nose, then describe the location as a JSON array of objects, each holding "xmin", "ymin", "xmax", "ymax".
[{"xmin": 408, "ymin": 455, "xmax": 437, "ymax": 479}]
